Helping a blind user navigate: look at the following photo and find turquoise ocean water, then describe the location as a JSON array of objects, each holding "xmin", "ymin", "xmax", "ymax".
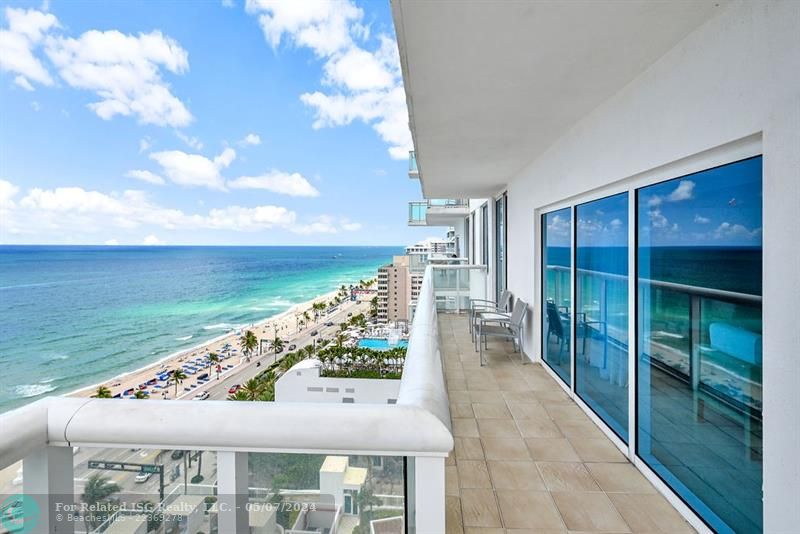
[{"xmin": 0, "ymin": 245, "xmax": 400, "ymax": 413}]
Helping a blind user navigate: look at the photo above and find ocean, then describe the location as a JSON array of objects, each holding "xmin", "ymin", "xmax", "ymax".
[{"xmin": 0, "ymin": 245, "xmax": 400, "ymax": 413}]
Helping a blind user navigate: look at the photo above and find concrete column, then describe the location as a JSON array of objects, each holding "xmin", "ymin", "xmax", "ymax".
[
  {"xmin": 413, "ymin": 455, "xmax": 445, "ymax": 533},
  {"xmin": 23, "ymin": 446, "xmax": 74, "ymax": 534},
  {"xmin": 216, "ymin": 451, "xmax": 249, "ymax": 534}
]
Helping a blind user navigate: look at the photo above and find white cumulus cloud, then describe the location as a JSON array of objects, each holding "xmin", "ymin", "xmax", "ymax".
[
  {"xmin": 126, "ymin": 169, "xmax": 165, "ymax": 185},
  {"xmin": 667, "ymin": 180, "xmax": 695, "ymax": 202},
  {"xmin": 240, "ymin": 133, "xmax": 261, "ymax": 146},
  {"xmin": 150, "ymin": 147, "xmax": 235, "ymax": 191},
  {"xmin": 0, "ymin": 7, "xmax": 58, "ymax": 89},
  {"xmin": 44, "ymin": 28, "xmax": 192, "ymax": 127},
  {"xmin": 0, "ymin": 178, "xmax": 20, "ymax": 208},
  {"xmin": 142, "ymin": 234, "xmax": 165, "ymax": 245},
  {"xmin": 228, "ymin": 170, "xmax": 319, "ymax": 197},
  {"xmin": 104, "ymin": 238, "xmax": 119, "ymax": 246},
  {"xmin": 245, "ymin": 0, "xmax": 411, "ymax": 159}
]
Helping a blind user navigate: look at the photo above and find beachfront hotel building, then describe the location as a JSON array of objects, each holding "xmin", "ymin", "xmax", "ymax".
[
  {"xmin": 0, "ymin": 2, "xmax": 797, "ymax": 533},
  {"xmin": 377, "ymin": 255, "xmax": 411, "ymax": 323}
]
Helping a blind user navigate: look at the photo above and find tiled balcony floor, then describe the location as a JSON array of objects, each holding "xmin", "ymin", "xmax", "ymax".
[{"xmin": 439, "ymin": 314, "xmax": 696, "ymax": 534}]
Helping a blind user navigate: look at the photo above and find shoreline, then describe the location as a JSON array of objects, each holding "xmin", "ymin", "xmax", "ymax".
[{"xmin": 66, "ymin": 283, "xmax": 362, "ymax": 400}]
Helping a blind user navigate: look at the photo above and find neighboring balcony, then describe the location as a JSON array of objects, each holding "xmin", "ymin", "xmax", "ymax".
[
  {"xmin": 409, "ymin": 150, "xmax": 419, "ymax": 178},
  {"xmin": 408, "ymin": 198, "xmax": 469, "ymax": 226}
]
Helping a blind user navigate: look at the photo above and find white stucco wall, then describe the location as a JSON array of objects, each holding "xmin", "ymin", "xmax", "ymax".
[
  {"xmin": 275, "ymin": 361, "xmax": 401, "ymax": 404},
  {"xmin": 491, "ymin": 1, "xmax": 798, "ymax": 531}
]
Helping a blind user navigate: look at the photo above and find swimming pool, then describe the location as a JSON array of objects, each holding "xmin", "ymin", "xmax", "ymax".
[{"xmin": 358, "ymin": 338, "xmax": 409, "ymax": 350}]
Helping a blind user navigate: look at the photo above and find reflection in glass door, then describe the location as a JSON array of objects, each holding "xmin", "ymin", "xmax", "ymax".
[
  {"xmin": 542, "ymin": 208, "xmax": 572, "ymax": 384},
  {"xmin": 637, "ymin": 156, "xmax": 763, "ymax": 533},
  {"xmin": 495, "ymin": 194, "xmax": 506, "ymax": 298},
  {"xmin": 575, "ymin": 193, "xmax": 629, "ymax": 440}
]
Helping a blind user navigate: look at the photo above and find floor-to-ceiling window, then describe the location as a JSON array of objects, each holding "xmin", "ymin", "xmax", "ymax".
[
  {"xmin": 575, "ymin": 192, "xmax": 629, "ymax": 440},
  {"xmin": 471, "ymin": 213, "xmax": 476, "ymax": 265},
  {"xmin": 495, "ymin": 193, "xmax": 507, "ymax": 298},
  {"xmin": 481, "ymin": 203, "xmax": 489, "ymax": 266},
  {"xmin": 542, "ymin": 207, "xmax": 571, "ymax": 384},
  {"xmin": 637, "ymin": 156, "xmax": 763, "ymax": 533}
]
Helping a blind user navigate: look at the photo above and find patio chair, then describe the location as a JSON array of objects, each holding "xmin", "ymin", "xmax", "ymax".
[
  {"xmin": 474, "ymin": 298, "xmax": 528, "ymax": 366},
  {"xmin": 469, "ymin": 289, "xmax": 513, "ymax": 337},
  {"xmin": 545, "ymin": 301, "xmax": 569, "ymax": 361}
]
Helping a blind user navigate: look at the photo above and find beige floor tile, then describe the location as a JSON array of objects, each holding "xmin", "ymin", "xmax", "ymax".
[
  {"xmin": 525, "ymin": 438, "xmax": 580, "ymax": 462},
  {"xmin": 507, "ymin": 401, "xmax": 551, "ymax": 420},
  {"xmin": 551, "ymin": 492, "xmax": 630, "ymax": 532},
  {"xmin": 542, "ymin": 402, "xmax": 591, "ymax": 423},
  {"xmin": 506, "ymin": 530, "xmax": 566, "ymax": 534},
  {"xmin": 446, "ymin": 495, "xmax": 464, "ymax": 534},
  {"xmin": 531, "ymin": 388, "xmax": 570, "ymax": 402},
  {"xmin": 447, "ymin": 465, "xmax": 461, "ymax": 496},
  {"xmin": 450, "ymin": 390, "xmax": 472, "ymax": 404},
  {"xmin": 482, "ymin": 438, "xmax": 532, "ymax": 461},
  {"xmin": 447, "ymin": 449, "xmax": 457, "ymax": 466},
  {"xmin": 515, "ymin": 416, "xmax": 563, "ymax": 438},
  {"xmin": 452, "ymin": 402, "xmax": 477, "ymax": 418},
  {"xmin": 467, "ymin": 377, "xmax": 501, "ymax": 391},
  {"xmin": 472, "ymin": 402, "xmax": 512, "ymax": 419},
  {"xmin": 450, "ymin": 378, "xmax": 468, "ymax": 390},
  {"xmin": 569, "ymin": 438, "xmax": 627, "ymax": 463},
  {"xmin": 454, "ymin": 418, "xmax": 480, "ymax": 438},
  {"xmin": 460, "ymin": 489, "xmax": 502, "ymax": 528},
  {"xmin": 479, "ymin": 418, "xmax": 522, "ymax": 438},
  {"xmin": 502, "ymin": 390, "xmax": 543, "ymax": 403},
  {"xmin": 496, "ymin": 490, "xmax": 565, "ymax": 530},
  {"xmin": 537, "ymin": 462, "xmax": 601, "ymax": 492},
  {"xmin": 464, "ymin": 528, "xmax": 505, "ymax": 534},
  {"xmin": 487, "ymin": 460, "xmax": 547, "ymax": 490},
  {"xmin": 496, "ymin": 377, "xmax": 532, "ymax": 391},
  {"xmin": 607, "ymin": 493, "xmax": 694, "ymax": 533},
  {"xmin": 585, "ymin": 463, "xmax": 656, "ymax": 494},
  {"xmin": 455, "ymin": 437, "xmax": 486, "ymax": 460},
  {"xmin": 556, "ymin": 420, "xmax": 607, "ymax": 440},
  {"xmin": 458, "ymin": 460, "xmax": 493, "ymax": 488},
  {"xmin": 469, "ymin": 390, "xmax": 507, "ymax": 403}
]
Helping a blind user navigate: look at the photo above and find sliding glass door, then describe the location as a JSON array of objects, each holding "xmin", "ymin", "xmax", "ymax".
[
  {"xmin": 575, "ymin": 193, "xmax": 629, "ymax": 440},
  {"xmin": 541, "ymin": 208, "xmax": 572, "ymax": 384},
  {"xmin": 637, "ymin": 156, "xmax": 763, "ymax": 533},
  {"xmin": 539, "ymin": 155, "xmax": 762, "ymax": 532},
  {"xmin": 481, "ymin": 203, "xmax": 489, "ymax": 266}
]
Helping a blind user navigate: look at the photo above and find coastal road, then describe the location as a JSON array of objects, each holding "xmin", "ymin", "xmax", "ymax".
[{"xmin": 196, "ymin": 298, "xmax": 371, "ymax": 400}]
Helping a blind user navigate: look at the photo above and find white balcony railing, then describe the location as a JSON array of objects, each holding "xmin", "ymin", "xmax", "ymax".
[{"xmin": 0, "ymin": 266, "xmax": 460, "ymax": 533}]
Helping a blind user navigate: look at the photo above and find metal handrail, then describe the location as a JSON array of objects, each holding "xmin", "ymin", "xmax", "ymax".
[{"xmin": 546, "ymin": 265, "xmax": 761, "ymax": 305}]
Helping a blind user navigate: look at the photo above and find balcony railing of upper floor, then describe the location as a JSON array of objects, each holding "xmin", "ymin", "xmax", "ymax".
[
  {"xmin": 408, "ymin": 199, "xmax": 469, "ymax": 225},
  {"xmin": 0, "ymin": 265, "xmax": 474, "ymax": 534},
  {"xmin": 408, "ymin": 150, "xmax": 418, "ymax": 178}
]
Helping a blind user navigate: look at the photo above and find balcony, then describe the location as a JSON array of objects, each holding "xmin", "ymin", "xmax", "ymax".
[
  {"xmin": 408, "ymin": 199, "xmax": 469, "ymax": 226},
  {"xmin": 409, "ymin": 150, "xmax": 419, "ymax": 179}
]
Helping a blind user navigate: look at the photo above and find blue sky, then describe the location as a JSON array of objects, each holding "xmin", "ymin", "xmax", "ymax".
[
  {"xmin": 545, "ymin": 156, "xmax": 762, "ymax": 248},
  {"xmin": 0, "ymin": 0, "xmax": 436, "ymax": 246}
]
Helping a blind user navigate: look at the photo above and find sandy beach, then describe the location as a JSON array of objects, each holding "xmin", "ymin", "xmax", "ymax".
[{"xmin": 68, "ymin": 285, "xmax": 369, "ymax": 402}]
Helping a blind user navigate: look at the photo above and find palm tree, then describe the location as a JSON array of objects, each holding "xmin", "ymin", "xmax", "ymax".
[
  {"xmin": 335, "ymin": 332, "xmax": 347, "ymax": 349},
  {"xmin": 302, "ymin": 310, "xmax": 311, "ymax": 327},
  {"xmin": 133, "ymin": 390, "xmax": 149, "ymax": 399},
  {"xmin": 369, "ymin": 296, "xmax": 378, "ymax": 317},
  {"xmin": 208, "ymin": 353, "xmax": 221, "ymax": 379},
  {"xmin": 240, "ymin": 330, "xmax": 258, "ymax": 362},
  {"xmin": 271, "ymin": 337, "xmax": 284, "ymax": 364},
  {"xmin": 82, "ymin": 473, "xmax": 120, "ymax": 530},
  {"xmin": 227, "ymin": 390, "xmax": 250, "ymax": 401},
  {"xmin": 239, "ymin": 378, "xmax": 264, "ymax": 401},
  {"xmin": 169, "ymin": 368, "xmax": 187, "ymax": 397},
  {"xmin": 93, "ymin": 386, "xmax": 112, "ymax": 398}
]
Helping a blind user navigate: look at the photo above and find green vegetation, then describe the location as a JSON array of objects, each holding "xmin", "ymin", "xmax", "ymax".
[
  {"xmin": 168, "ymin": 368, "xmax": 187, "ymax": 396},
  {"xmin": 93, "ymin": 385, "xmax": 112, "ymax": 398},
  {"xmin": 239, "ymin": 329, "xmax": 258, "ymax": 361},
  {"xmin": 81, "ymin": 473, "xmax": 120, "ymax": 531}
]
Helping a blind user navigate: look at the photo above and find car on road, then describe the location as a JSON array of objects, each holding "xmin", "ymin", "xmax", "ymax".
[
  {"xmin": 193, "ymin": 391, "xmax": 210, "ymax": 400},
  {"xmin": 228, "ymin": 384, "xmax": 241, "ymax": 394},
  {"xmin": 324, "ymin": 321, "xmax": 334, "ymax": 326},
  {"xmin": 347, "ymin": 312, "xmax": 352, "ymax": 317},
  {"xmin": 170, "ymin": 450, "xmax": 185, "ymax": 460},
  {"xmin": 197, "ymin": 373, "xmax": 209, "ymax": 381},
  {"xmin": 134, "ymin": 472, "xmax": 152, "ymax": 483},
  {"xmin": 288, "ymin": 344, "xmax": 296, "ymax": 351},
  {"xmin": 310, "ymin": 330, "xmax": 318, "ymax": 336}
]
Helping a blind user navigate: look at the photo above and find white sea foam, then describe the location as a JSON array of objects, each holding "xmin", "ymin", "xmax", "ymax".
[
  {"xmin": 15, "ymin": 383, "xmax": 57, "ymax": 398},
  {"xmin": 39, "ymin": 377, "xmax": 59, "ymax": 384},
  {"xmin": 203, "ymin": 323, "xmax": 234, "ymax": 331},
  {"xmin": 175, "ymin": 335, "xmax": 193, "ymax": 341}
]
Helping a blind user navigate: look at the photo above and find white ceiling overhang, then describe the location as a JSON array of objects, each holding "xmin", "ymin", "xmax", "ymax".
[{"xmin": 392, "ymin": 0, "xmax": 725, "ymax": 198}]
